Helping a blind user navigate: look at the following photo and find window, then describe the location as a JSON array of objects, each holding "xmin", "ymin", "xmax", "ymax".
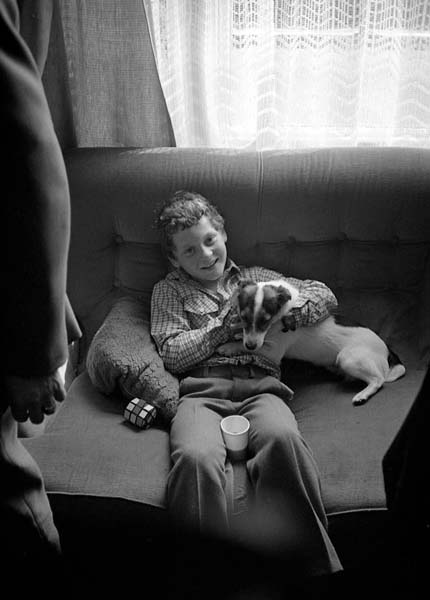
[{"xmin": 147, "ymin": 0, "xmax": 430, "ymax": 149}]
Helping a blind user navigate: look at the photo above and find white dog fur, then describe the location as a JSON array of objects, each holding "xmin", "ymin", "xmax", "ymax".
[{"xmin": 221, "ymin": 279, "xmax": 405, "ymax": 405}]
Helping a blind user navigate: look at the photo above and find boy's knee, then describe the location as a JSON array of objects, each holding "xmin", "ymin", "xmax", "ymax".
[
  {"xmin": 173, "ymin": 441, "xmax": 224, "ymax": 473},
  {"xmin": 256, "ymin": 424, "xmax": 305, "ymax": 464},
  {"xmin": 271, "ymin": 424, "xmax": 301, "ymax": 449}
]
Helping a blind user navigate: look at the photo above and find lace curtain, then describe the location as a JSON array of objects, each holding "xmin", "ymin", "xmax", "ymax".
[{"xmin": 146, "ymin": 0, "xmax": 430, "ymax": 149}]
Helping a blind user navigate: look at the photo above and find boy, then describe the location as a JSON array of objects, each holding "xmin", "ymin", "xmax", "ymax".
[{"xmin": 151, "ymin": 190, "xmax": 342, "ymax": 576}]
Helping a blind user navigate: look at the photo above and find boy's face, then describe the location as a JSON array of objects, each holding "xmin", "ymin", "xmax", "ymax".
[{"xmin": 170, "ymin": 216, "xmax": 227, "ymax": 289}]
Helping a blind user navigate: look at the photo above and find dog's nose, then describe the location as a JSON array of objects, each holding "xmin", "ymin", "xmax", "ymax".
[{"xmin": 245, "ymin": 340, "xmax": 257, "ymax": 351}]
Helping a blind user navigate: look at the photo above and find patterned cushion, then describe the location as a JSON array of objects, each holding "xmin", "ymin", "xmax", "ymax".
[{"xmin": 86, "ymin": 296, "xmax": 180, "ymax": 424}]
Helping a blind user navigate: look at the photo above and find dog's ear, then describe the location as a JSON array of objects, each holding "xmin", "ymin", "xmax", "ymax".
[{"xmin": 276, "ymin": 285, "xmax": 292, "ymax": 308}]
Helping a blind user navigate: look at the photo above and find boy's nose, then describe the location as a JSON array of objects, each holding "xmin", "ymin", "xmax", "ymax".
[{"xmin": 200, "ymin": 245, "xmax": 213, "ymax": 258}]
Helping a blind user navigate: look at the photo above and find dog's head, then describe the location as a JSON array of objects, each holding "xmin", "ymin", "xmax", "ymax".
[{"xmin": 235, "ymin": 278, "xmax": 294, "ymax": 350}]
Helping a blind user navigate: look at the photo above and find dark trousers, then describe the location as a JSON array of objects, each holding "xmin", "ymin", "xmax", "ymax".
[{"xmin": 0, "ymin": 406, "xmax": 61, "ymax": 564}]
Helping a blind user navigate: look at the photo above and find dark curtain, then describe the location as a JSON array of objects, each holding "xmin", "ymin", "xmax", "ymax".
[{"xmin": 19, "ymin": 0, "xmax": 175, "ymax": 149}]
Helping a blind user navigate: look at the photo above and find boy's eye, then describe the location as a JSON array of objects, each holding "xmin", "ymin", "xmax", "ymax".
[
  {"xmin": 206, "ymin": 235, "xmax": 216, "ymax": 245},
  {"xmin": 184, "ymin": 248, "xmax": 194, "ymax": 257}
]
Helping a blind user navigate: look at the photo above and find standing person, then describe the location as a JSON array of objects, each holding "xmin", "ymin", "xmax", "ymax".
[
  {"xmin": 151, "ymin": 190, "xmax": 342, "ymax": 576},
  {"xmin": 1, "ymin": 0, "xmax": 80, "ymax": 570}
]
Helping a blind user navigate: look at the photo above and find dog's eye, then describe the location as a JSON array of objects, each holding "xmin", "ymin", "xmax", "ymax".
[
  {"xmin": 256, "ymin": 314, "xmax": 272, "ymax": 330},
  {"xmin": 259, "ymin": 314, "xmax": 271, "ymax": 324}
]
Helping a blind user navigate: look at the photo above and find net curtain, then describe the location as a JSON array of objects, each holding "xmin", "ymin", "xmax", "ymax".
[
  {"xmin": 18, "ymin": 0, "xmax": 175, "ymax": 149},
  {"xmin": 145, "ymin": 0, "xmax": 430, "ymax": 150}
]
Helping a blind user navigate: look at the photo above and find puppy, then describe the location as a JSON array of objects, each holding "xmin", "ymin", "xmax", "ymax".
[{"xmin": 223, "ymin": 279, "xmax": 406, "ymax": 405}]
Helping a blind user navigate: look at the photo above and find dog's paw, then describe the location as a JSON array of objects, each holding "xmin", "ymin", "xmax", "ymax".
[
  {"xmin": 281, "ymin": 314, "xmax": 296, "ymax": 332},
  {"xmin": 352, "ymin": 394, "xmax": 368, "ymax": 406}
]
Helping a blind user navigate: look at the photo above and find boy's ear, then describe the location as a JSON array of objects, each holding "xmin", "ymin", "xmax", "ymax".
[{"xmin": 169, "ymin": 255, "xmax": 179, "ymax": 269}]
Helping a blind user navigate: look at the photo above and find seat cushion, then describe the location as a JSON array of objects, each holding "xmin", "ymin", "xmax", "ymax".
[
  {"xmin": 283, "ymin": 362, "xmax": 425, "ymax": 515},
  {"xmin": 24, "ymin": 372, "xmax": 171, "ymax": 508},
  {"xmin": 23, "ymin": 364, "xmax": 425, "ymax": 524}
]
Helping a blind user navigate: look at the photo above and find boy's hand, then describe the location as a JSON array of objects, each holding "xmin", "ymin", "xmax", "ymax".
[
  {"xmin": 216, "ymin": 309, "xmax": 244, "ymax": 356},
  {"xmin": 229, "ymin": 314, "xmax": 243, "ymax": 341},
  {"xmin": 221, "ymin": 304, "xmax": 243, "ymax": 340}
]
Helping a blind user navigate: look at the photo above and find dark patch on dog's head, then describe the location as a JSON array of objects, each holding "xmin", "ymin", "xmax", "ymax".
[
  {"xmin": 236, "ymin": 279, "xmax": 258, "ymax": 328},
  {"xmin": 236, "ymin": 280, "xmax": 292, "ymax": 334},
  {"xmin": 262, "ymin": 285, "xmax": 292, "ymax": 316}
]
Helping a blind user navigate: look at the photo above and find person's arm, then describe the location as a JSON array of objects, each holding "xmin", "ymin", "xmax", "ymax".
[
  {"xmin": 249, "ymin": 277, "xmax": 338, "ymax": 366},
  {"xmin": 243, "ymin": 267, "xmax": 337, "ymax": 331},
  {"xmin": 1, "ymin": 0, "xmax": 70, "ymax": 422},
  {"xmin": 150, "ymin": 281, "xmax": 236, "ymax": 374},
  {"xmin": 2, "ymin": 0, "xmax": 70, "ymax": 376},
  {"xmin": 282, "ymin": 277, "xmax": 338, "ymax": 329}
]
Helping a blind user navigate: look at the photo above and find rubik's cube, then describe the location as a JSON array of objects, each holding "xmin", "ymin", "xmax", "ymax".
[{"xmin": 124, "ymin": 398, "xmax": 157, "ymax": 429}]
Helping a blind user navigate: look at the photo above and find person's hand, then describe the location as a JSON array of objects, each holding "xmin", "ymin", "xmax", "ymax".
[
  {"xmin": 220, "ymin": 302, "xmax": 243, "ymax": 340},
  {"xmin": 4, "ymin": 371, "xmax": 66, "ymax": 424}
]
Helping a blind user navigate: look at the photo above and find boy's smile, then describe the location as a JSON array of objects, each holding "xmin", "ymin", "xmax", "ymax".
[{"xmin": 170, "ymin": 216, "xmax": 227, "ymax": 290}]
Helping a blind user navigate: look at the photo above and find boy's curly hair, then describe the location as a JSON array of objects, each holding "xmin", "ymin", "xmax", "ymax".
[{"xmin": 155, "ymin": 190, "xmax": 225, "ymax": 259}]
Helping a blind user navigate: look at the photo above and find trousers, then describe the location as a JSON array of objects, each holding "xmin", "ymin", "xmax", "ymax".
[
  {"xmin": 0, "ymin": 406, "xmax": 61, "ymax": 565},
  {"xmin": 168, "ymin": 365, "xmax": 342, "ymax": 576}
]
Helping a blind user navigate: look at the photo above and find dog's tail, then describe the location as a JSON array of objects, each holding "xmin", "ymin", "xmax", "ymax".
[{"xmin": 386, "ymin": 349, "xmax": 406, "ymax": 383}]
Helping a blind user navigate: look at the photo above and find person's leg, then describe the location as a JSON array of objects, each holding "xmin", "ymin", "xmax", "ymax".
[
  {"xmin": 0, "ymin": 407, "xmax": 61, "ymax": 564},
  {"xmin": 237, "ymin": 377, "xmax": 342, "ymax": 576},
  {"xmin": 168, "ymin": 376, "xmax": 235, "ymax": 538}
]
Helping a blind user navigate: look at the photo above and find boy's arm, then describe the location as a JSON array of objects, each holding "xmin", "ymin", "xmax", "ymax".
[
  {"xmin": 151, "ymin": 281, "xmax": 235, "ymax": 374},
  {"xmin": 284, "ymin": 278, "xmax": 338, "ymax": 329},
  {"xmin": 244, "ymin": 267, "xmax": 337, "ymax": 329}
]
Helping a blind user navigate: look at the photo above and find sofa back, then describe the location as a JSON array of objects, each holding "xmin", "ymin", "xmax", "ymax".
[{"xmin": 64, "ymin": 147, "xmax": 430, "ymax": 372}]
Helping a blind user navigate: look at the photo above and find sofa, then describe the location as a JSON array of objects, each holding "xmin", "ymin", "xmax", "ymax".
[{"xmin": 23, "ymin": 147, "xmax": 430, "ymax": 575}]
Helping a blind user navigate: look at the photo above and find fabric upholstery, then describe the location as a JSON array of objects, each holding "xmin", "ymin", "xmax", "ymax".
[
  {"xmin": 23, "ymin": 365, "xmax": 424, "ymax": 518},
  {"xmin": 22, "ymin": 146, "xmax": 430, "ymax": 562},
  {"xmin": 64, "ymin": 147, "xmax": 430, "ymax": 373}
]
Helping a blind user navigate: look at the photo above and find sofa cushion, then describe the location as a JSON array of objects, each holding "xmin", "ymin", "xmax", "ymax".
[
  {"xmin": 282, "ymin": 362, "xmax": 425, "ymax": 515},
  {"xmin": 23, "ymin": 364, "xmax": 425, "ymax": 521},
  {"xmin": 86, "ymin": 296, "xmax": 180, "ymax": 424},
  {"xmin": 23, "ymin": 372, "xmax": 242, "ymax": 516}
]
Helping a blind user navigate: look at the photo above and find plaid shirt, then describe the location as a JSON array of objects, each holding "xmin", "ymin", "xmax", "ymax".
[{"xmin": 150, "ymin": 260, "xmax": 338, "ymax": 379}]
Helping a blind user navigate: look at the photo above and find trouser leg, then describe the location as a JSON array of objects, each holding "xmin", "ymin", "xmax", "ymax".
[
  {"xmin": 168, "ymin": 377, "xmax": 235, "ymax": 537},
  {"xmin": 237, "ymin": 380, "xmax": 342, "ymax": 575},
  {"xmin": 0, "ymin": 407, "xmax": 61, "ymax": 563}
]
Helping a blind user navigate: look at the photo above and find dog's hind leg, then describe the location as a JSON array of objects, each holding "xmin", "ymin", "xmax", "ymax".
[
  {"xmin": 336, "ymin": 348, "xmax": 387, "ymax": 405},
  {"xmin": 351, "ymin": 378, "xmax": 385, "ymax": 405},
  {"xmin": 385, "ymin": 363, "xmax": 406, "ymax": 383}
]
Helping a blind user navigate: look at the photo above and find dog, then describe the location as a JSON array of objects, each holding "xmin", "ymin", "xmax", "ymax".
[{"xmin": 221, "ymin": 278, "xmax": 406, "ymax": 405}]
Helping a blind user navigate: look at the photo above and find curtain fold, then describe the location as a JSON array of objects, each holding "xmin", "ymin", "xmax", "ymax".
[
  {"xmin": 146, "ymin": 0, "xmax": 430, "ymax": 149},
  {"xmin": 20, "ymin": 0, "xmax": 175, "ymax": 149}
]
